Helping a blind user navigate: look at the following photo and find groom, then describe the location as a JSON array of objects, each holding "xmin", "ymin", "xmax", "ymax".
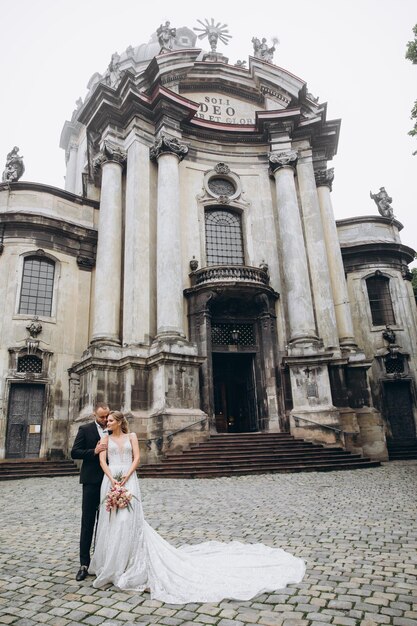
[{"xmin": 71, "ymin": 402, "xmax": 110, "ymax": 581}]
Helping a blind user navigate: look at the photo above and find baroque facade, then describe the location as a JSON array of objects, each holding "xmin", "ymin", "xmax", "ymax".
[{"xmin": 1, "ymin": 24, "xmax": 416, "ymax": 464}]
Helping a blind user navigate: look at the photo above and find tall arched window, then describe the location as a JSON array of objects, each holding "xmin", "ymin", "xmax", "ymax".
[
  {"xmin": 19, "ymin": 256, "xmax": 55, "ymax": 316},
  {"xmin": 205, "ymin": 209, "xmax": 244, "ymax": 266},
  {"xmin": 366, "ymin": 274, "xmax": 395, "ymax": 326}
]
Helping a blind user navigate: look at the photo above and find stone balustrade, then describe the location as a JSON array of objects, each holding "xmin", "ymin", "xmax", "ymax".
[{"xmin": 191, "ymin": 265, "xmax": 270, "ymax": 287}]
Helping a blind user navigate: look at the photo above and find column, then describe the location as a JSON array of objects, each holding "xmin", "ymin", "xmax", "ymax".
[
  {"xmin": 315, "ymin": 169, "xmax": 356, "ymax": 349},
  {"xmin": 297, "ymin": 153, "xmax": 339, "ymax": 351},
  {"xmin": 269, "ymin": 150, "xmax": 317, "ymax": 345},
  {"xmin": 123, "ymin": 139, "xmax": 152, "ymax": 345},
  {"xmin": 65, "ymin": 142, "xmax": 78, "ymax": 193},
  {"xmin": 91, "ymin": 142, "xmax": 126, "ymax": 344},
  {"xmin": 150, "ymin": 134, "xmax": 188, "ymax": 339}
]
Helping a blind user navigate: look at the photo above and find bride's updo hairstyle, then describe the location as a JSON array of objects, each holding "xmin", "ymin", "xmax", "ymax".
[{"xmin": 109, "ymin": 411, "xmax": 130, "ymax": 434}]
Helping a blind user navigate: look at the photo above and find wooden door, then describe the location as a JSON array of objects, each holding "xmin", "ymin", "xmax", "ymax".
[
  {"xmin": 384, "ymin": 381, "xmax": 416, "ymax": 440},
  {"xmin": 6, "ymin": 385, "xmax": 45, "ymax": 458}
]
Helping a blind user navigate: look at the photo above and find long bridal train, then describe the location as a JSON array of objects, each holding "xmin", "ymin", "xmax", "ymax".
[{"xmin": 89, "ymin": 436, "xmax": 306, "ymax": 604}]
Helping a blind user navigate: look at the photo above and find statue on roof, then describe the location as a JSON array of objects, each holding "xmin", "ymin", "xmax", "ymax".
[
  {"xmin": 104, "ymin": 52, "xmax": 121, "ymax": 86},
  {"xmin": 157, "ymin": 21, "xmax": 177, "ymax": 52},
  {"xmin": 370, "ymin": 186, "xmax": 395, "ymax": 219},
  {"xmin": 252, "ymin": 37, "xmax": 277, "ymax": 63},
  {"xmin": 194, "ymin": 18, "xmax": 232, "ymax": 53},
  {"xmin": 2, "ymin": 146, "xmax": 25, "ymax": 183}
]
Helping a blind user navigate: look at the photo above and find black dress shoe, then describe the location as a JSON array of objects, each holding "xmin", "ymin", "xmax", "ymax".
[{"xmin": 75, "ymin": 566, "xmax": 88, "ymax": 581}]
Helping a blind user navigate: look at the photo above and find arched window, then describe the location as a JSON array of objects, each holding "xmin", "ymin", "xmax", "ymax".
[
  {"xmin": 19, "ymin": 256, "xmax": 55, "ymax": 316},
  {"xmin": 366, "ymin": 274, "xmax": 395, "ymax": 326},
  {"xmin": 205, "ymin": 209, "xmax": 244, "ymax": 266}
]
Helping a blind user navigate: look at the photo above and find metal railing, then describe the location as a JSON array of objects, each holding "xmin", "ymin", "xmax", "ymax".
[
  {"xmin": 292, "ymin": 414, "xmax": 355, "ymax": 448},
  {"xmin": 139, "ymin": 417, "xmax": 208, "ymax": 452}
]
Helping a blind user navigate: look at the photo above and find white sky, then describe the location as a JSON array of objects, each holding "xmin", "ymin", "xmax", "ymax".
[{"xmin": 1, "ymin": 0, "xmax": 416, "ymax": 259}]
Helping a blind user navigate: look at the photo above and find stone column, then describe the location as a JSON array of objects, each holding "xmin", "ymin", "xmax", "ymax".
[
  {"xmin": 150, "ymin": 134, "xmax": 188, "ymax": 339},
  {"xmin": 123, "ymin": 139, "xmax": 152, "ymax": 345},
  {"xmin": 91, "ymin": 142, "xmax": 126, "ymax": 345},
  {"xmin": 65, "ymin": 142, "xmax": 78, "ymax": 193},
  {"xmin": 269, "ymin": 150, "xmax": 317, "ymax": 346},
  {"xmin": 315, "ymin": 169, "xmax": 356, "ymax": 349},
  {"xmin": 297, "ymin": 153, "xmax": 339, "ymax": 351}
]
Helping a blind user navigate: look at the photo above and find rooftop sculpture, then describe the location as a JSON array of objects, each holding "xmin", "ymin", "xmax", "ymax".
[
  {"xmin": 252, "ymin": 37, "xmax": 278, "ymax": 63},
  {"xmin": 2, "ymin": 146, "xmax": 25, "ymax": 183},
  {"xmin": 370, "ymin": 186, "xmax": 395, "ymax": 219},
  {"xmin": 194, "ymin": 18, "xmax": 232, "ymax": 53},
  {"xmin": 157, "ymin": 21, "xmax": 177, "ymax": 52}
]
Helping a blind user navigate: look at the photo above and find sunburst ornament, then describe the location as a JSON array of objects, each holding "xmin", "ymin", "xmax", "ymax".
[{"xmin": 194, "ymin": 18, "xmax": 232, "ymax": 53}]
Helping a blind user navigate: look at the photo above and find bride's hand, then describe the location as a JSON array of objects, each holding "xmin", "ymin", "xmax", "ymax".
[{"xmin": 120, "ymin": 475, "xmax": 128, "ymax": 486}]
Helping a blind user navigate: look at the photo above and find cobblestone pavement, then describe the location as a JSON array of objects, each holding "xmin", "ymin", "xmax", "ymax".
[{"xmin": 1, "ymin": 462, "xmax": 417, "ymax": 626}]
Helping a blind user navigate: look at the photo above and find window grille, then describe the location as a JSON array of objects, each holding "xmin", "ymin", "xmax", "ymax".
[
  {"xmin": 208, "ymin": 177, "xmax": 235, "ymax": 196},
  {"xmin": 211, "ymin": 323, "xmax": 255, "ymax": 346},
  {"xmin": 384, "ymin": 356, "xmax": 404, "ymax": 374},
  {"xmin": 205, "ymin": 209, "xmax": 244, "ymax": 266},
  {"xmin": 366, "ymin": 275, "xmax": 395, "ymax": 326},
  {"xmin": 19, "ymin": 257, "xmax": 55, "ymax": 316},
  {"xmin": 17, "ymin": 355, "xmax": 43, "ymax": 373}
]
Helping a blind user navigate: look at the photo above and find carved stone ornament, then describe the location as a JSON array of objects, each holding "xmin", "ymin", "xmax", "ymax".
[
  {"xmin": 252, "ymin": 37, "xmax": 277, "ymax": 63},
  {"xmin": 77, "ymin": 255, "xmax": 96, "ymax": 271},
  {"xmin": 217, "ymin": 195, "xmax": 231, "ymax": 204},
  {"xmin": 315, "ymin": 167, "xmax": 334, "ymax": 191},
  {"xmin": 268, "ymin": 150, "xmax": 298, "ymax": 173},
  {"xmin": 215, "ymin": 162, "xmax": 231, "ymax": 175},
  {"xmin": 194, "ymin": 18, "xmax": 232, "ymax": 53},
  {"xmin": 93, "ymin": 141, "xmax": 127, "ymax": 171},
  {"xmin": 2, "ymin": 146, "xmax": 25, "ymax": 183},
  {"xmin": 150, "ymin": 134, "xmax": 188, "ymax": 162},
  {"xmin": 156, "ymin": 21, "xmax": 177, "ymax": 52},
  {"xmin": 382, "ymin": 325, "xmax": 396, "ymax": 345},
  {"xmin": 370, "ymin": 186, "xmax": 395, "ymax": 219},
  {"xmin": 26, "ymin": 317, "xmax": 42, "ymax": 338},
  {"xmin": 189, "ymin": 256, "xmax": 199, "ymax": 272}
]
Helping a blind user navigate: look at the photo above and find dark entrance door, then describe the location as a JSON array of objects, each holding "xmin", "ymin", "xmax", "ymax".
[
  {"xmin": 6, "ymin": 384, "xmax": 45, "ymax": 458},
  {"xmin": 212, "ymin": 353, "xmax": 258, "ymax": 433},
  {"xmin": 384, "ymin": 381, "xmax": 416, "ymax": 439}
]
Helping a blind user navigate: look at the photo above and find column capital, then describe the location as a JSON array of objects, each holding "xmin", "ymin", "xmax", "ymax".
[
  {"xmin": 150, "ymin": 133, "xmax": 188, "ymax": 162},
  {"xmin": 93, "ymin": 141, "xmax": 127, "ymax": 171},
  {"xmin": 268, "ymin": 149, "xmax": 298, "ymax": 174},
  {"xmin": 314, "ymin": 167, "xmax": 334, "ymax": 191}
]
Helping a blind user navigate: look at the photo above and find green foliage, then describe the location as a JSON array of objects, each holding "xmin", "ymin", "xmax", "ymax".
[
  {"xmin": 406, "ymin": 24, "xmax": 417, "ymax": 63},
  {"xmin": 406, "ymin": 25, "xmax": 417, "ymax": 154},
  {"xmin": 411, "ymin": 267, "xmax": 417, "ymax": 301}
]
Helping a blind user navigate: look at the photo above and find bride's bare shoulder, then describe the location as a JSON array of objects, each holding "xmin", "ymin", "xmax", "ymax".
[{"xmin": 129, "ymin": 432, "xmax": 138, "ymax": 441}]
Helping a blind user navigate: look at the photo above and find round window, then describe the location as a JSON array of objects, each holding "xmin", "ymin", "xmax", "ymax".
[{"xmin": 207, "ymin": 177, "xmax": 236, "ymax": 197}]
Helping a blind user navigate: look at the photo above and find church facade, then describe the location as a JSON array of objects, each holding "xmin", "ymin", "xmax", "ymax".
[{"xmin": 1, "ymin": 23, "xmax": 416, "ymax": 464}]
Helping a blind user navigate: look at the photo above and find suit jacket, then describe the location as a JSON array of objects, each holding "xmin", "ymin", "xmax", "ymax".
[{"xmin": 71, "ymin": 421, "xmax": 104, "ymax": 484}]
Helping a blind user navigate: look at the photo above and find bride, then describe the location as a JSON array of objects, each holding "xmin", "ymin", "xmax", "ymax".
[{"xmin": 89, "ymin": 411, "xmax": 306, "ymax": 604}]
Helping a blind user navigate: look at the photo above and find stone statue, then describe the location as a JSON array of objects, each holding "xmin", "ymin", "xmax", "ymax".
[
  {"xmin": 104, "ymin": 52, "xmax": 121, "ymax": 86},
  {"xmin": 194, "ymin": 18, "xmax": 232, "ymax": 53},
  {"xmin": 157, "ymin": 21, "xmax": 177, "ymax": 51},
  {"xmin": 2, "ymin": 146, "xmax": 25, "ymax": 183},
  {"xmin": 382, "ymin": 325, "xmax": 396, "ymax": 345},
  {"xmin": 252, "ymin": 37, "xmax": 276, "ymax": 63},
  {"xmin": 370, "ymin": 187, "xmax": 395, "ymax": 219}
]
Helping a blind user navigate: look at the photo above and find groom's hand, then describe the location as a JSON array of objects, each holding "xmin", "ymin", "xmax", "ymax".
[{"xmin": 94, "ymin": 440, "xmax": 108, "ymax": 455}]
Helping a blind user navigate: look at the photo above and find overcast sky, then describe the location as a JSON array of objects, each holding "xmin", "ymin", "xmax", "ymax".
[{"xmin": 0, "ymin": 0, "xmax": 416, "ymax": 258}]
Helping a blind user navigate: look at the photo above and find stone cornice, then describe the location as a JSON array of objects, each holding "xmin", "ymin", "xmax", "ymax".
[
  {"xmin": 0, "ymin": 212, "xmax": 97, "ymax": 267},
  {"xmin": 339, "ymin": 242, "xmax": 415, "ymax": 271},
  {"xmin": 0, "ymin": 181, "xmax": 99, "ymax": 208}
]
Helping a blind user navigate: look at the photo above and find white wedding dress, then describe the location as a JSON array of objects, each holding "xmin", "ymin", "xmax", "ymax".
[{"xmin": 89, "ymin": 435, "xmax": 306, "ymax": 603}]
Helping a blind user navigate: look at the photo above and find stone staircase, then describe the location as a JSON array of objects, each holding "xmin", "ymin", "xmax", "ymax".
[
  {"xmin": 138, "ymin": 432, "xmax": 381, "ymax": 479},
  {"xmin": 387, "ymin": 438, "xmax": 417, "ymax": 460},
  {"xmin": 0, "ymin": 458, "xmax": 79, "ymax": 481}
]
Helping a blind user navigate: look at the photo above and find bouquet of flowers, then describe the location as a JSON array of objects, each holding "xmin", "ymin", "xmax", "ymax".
[{"xmin": 103, "ymin": 472, "xmax": 137, "ymax": 514}]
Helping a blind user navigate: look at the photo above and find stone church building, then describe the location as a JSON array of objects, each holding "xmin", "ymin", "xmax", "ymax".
[{"xmin": 1, "ymin": 22, "xmax": 416, "ymax": 464}]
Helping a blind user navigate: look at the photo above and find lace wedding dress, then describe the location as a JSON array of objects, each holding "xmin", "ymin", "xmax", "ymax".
[{"xmin": 89, "ymin": 435, "xmax": 306, "ymax": 603}]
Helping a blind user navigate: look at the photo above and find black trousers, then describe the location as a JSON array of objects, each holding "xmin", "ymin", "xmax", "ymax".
[{"xmin": 80, "ymin": 483, "xmax": 101, "ymax": 567}]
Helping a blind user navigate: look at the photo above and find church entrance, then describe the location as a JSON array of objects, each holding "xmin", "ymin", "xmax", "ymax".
[
  {"xmin": 6, "ymin": 384, "xmax": 45, "ymax": 458},
  {"xmin": 212, "ymin": 353, "xmax": 258, "ymax": 433},
  {"xmin": 383, "ymin": 380, "xmax": 416, "ymax": 440}
]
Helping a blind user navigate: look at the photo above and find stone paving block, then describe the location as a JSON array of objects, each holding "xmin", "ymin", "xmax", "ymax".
[{"xmin": 194, "ymin": 614, "xmax": 218, "ymax": 624}]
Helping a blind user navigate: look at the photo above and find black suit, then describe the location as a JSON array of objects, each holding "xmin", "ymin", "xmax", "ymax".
[{"xmin": 71, "ymin": 421, "xmax": 104, "ymax": 567}]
